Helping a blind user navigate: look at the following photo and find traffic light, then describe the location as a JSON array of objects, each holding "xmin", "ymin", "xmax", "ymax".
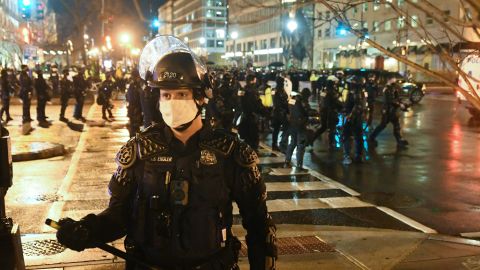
[
  {"xmin": 19, "ymin": 0, "xmax": 32, "ymax": 20},
  {"xmin": 36, "ymin": 1, "xmax": 45, "ymax": 20},
  {"xmin": 336, "ymin": 23, "xmax": 348, "ymax": 37},
  {"xmin": 152, "ymin": 19, "xmax": 160, "ymax": 29}
]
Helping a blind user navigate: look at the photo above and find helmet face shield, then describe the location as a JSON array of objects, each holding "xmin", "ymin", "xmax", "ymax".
[{"xmin": 139, "ymin": 35, "xmax": 208, "ymax": 89}]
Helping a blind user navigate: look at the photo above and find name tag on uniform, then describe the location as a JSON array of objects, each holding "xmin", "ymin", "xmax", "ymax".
[{"xmin": 150, "ymin": 156, "xmax": 173, "ymax": 162}]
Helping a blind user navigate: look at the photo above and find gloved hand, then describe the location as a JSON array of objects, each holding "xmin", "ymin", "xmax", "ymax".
[{"xmin": 56, "ymin": 214, "xmax": 97, "ymax": 251}]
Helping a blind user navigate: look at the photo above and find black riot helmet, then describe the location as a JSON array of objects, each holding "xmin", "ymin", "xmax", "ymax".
[{"xmin": 139, "ymin": 35, "xmax": 212, "ymax": 99}]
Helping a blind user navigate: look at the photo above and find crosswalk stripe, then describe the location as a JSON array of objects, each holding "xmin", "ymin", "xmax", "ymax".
[{"xmin": 266, "ymin": 181, "xmax": 338, "ymax": 192}]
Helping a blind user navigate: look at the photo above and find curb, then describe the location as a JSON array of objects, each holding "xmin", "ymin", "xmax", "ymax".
[{"xmin": 12, "ymin": 141, "xmax": 66, "ymax": 162}]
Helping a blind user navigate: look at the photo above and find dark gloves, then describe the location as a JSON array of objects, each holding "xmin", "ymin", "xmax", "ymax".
[{"xmin": 56, "ymin": 214, "xmax": 98, "ymax": 251}]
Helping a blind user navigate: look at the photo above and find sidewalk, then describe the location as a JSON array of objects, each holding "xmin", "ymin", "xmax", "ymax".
[{"xmin": 21, "ymin": 225, "xmax": 480, "ymax": 269}]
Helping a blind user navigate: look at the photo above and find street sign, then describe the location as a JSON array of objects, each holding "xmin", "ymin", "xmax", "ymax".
[{"xmin": 23, "ymin": 45, "xmax": 38, "ymax": 59}]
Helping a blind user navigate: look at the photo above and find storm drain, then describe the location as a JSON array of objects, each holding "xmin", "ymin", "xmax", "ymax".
[
  {"xmin": 22, "ymin": 239, "xmax": 66, "ymax": 256},
  {"xmin": 239, "ymin": 236, "xmax": 335, "ymax": 257}
]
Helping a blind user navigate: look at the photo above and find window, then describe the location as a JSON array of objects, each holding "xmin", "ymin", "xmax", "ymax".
[
  {"xmin": 373, "ymin": 21, "xmax": 379, "ymax": 32},
  {"xmin": 206, "ymin": 9, "xmax": 213, "ymax": 18},
  {"xmin": 362, "ymin": 3, "xmax": 368, "ymax": 12},
  {"xmin": 325, "ymin": 11, "xmax": 331, "ymax": 20},
  {"xmin": 384, "ymin": 20, "xmax": 391, "ymax": 31},
  {"xmin": 464, "ymin": 8, "xmax": 473, "ymax": 21},
  {"xmin": 216, "ymin": 40, "xmax": 224, "ymax": 47},
  {"xmin": 411, "ymin": 15, "xmax": 418, "ymax": 28},
  {"xmin": 318, "ymin": 12, "xmax": 322, "ymax": 20},
  {"xmin": 215, "ymin": 29, "xmax": 225, "ymax": 38},
  {"xmin": 426, "ymin": 15, "xmax": 433, "ymax": 24},
  {"xmin": 206, "ymin": 30, "xmax": 215, "ymax": 38},
  {"xmin": 397, "ymin": 16, "xmax": 405, "ymax": 28},
  {"xmin": 374, "ymin": 0, "xmax": 381, "ymax": 11},
  {"xmin": 207, "ymin": 21, "xmax": 215, "ymax": 27},
  {"xmin": 236, "ymin": 43, "xmax": 241, "ymax": 51},
  {"xmin": 317, "ymin": 29, "xmax": 322, "ymax": 38},
  {"xmin": 352, "ymin": 6, "xmax": 358, "ymax": 14},
  {"xmin": 270, "ymin": 38, "xmax": 276, "ymax": 48},
  {"xmin": 363, "ymin": 21, "xmax": 368, "ymax": 29},
  {"xmin": 444, "ymin": 10, "xmax": 450, "ymax": 22},
  {"xmin": 385, "ymin": 0, "xmax": 392, "ymax": 8},
  {"xmin": 207, "ymin": 39, "xmax": 215, "ymax": 47},
  {"xmin": 261, "ymin": 39, "xmax": 267, "ymax": 49},
  {"xmin": 247, "ymin": 41, "xmax": 254, "ymax": 51},
  {"xmin": 215, "ymin": 10, "xmax": 224, "ymax": 17},
  {"xmin": 325, "ymin": 28, "xmax": 331, "ymax": 37},
  {"xmin": 215, "ymin": 0, "xmax": 225, "ymax": 6},
  {"xmin": 398, "ymin": 0, "xmax": 404, "ymax": 6}
]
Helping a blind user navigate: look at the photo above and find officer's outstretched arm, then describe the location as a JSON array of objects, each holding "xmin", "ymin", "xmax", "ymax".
[
  {"xmin": 232, "ymin": 142, "xmax": 277, "ymax": 270},
  {"xmin": 57, "ymin": 139, "xmax": 139, "ymax": 251}
]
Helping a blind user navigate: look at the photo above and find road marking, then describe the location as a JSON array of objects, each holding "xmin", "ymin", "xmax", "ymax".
[
  {"xmin": 258, "ymin": 141, "xmax": 438, "ymax": 234},
  {"xmin": 377, "ymin": 207, "xmax": 437, "ymax": 234},
  {"xmin": 460, "ymin": 232, "xmax": 480, "ymax": 238},
  {"xmin": 43, "ymin": 102, "xmax": 98, "ymax": 232}
]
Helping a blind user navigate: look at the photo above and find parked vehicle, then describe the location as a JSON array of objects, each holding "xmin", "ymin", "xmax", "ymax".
[{"xmin": 344, "ymin": 68, "xmax": 425, "ymax": 104}]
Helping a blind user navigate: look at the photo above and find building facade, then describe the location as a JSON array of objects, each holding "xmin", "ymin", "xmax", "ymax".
[
  {"xmin": 158, "ymin": 0, "xmax": 227, "ymax": 63},
  {"xmin": 225, "ymin": 0, "xmax": 283, "ymax": 67},
  {"xmin": 313, "ymin": 0, "xmax": 479, "ymax": 79},
  {"xmin": 0, "ymin": 0, "xmax": 22, "ymax": 68}
]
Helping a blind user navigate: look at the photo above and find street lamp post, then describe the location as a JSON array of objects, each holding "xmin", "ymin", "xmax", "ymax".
[
  {"xmin": 120, "ymin": 32, "xmax": 131, "ymax": 68},
  {"xmin": 231, "ymin": 31, "xmax": 238, "ymax": 65}
]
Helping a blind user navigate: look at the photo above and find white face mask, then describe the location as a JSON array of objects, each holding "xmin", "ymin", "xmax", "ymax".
[{"xmin": 159, "ymin": 99, "xmax": 198, "ymax": 128}]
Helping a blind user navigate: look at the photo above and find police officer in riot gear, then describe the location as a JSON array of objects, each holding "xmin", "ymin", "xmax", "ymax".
[
  {"xmin": 59, "ymin": 69, "xmax": 72, "ymax": 122},
  {"xmin": 19, "ymin": 65, "xmax": 33, "ymax": 123},
  {"xmin": 238, "ymin": 73, "xmax": 269, "ymax": 151},
  {"xmin": 342, "ymin": 75, "xmax": 367, "ymax": 164},
  {"xmin": 73, "ymin": 67, "xmax": 88, "ymax": 122},
  {"xmin": 34, "ymin": 69, "xmax": 51, "ymax": 127},
  {"xmin": 369, "ymin": 75, "xmax": 409, "ymax": 148},
  {"xmin": 49, "ymin": 64, "xmax": 60, "ymax": 96},
  {"xmin": 126, "ymin": 69, "xmax": 144, "ymax": 137},
  {"xmin": 365, "ymin": 73, "xmax": 378, "ymax": 127},
  {"xmin": 271, "ymin": 77, "xmax": 289, "ymax": 152},
  {"xmin": 55, "ymin": 36, "xmax": 277, "ymax": 270},
  {"xmin": 285, "ymin": 88, "xmax": 312, "ymax": 170},
  {"xmin": 99, "ymin": 72, "xmax": 116, "ymax": 121},
  {"xmin": 0, "ymin": 69, "xmax": 14, "ymax": 123},
  {"xmin": 310, "ymin": 75, "xmax": 343, "ymax": 149}
]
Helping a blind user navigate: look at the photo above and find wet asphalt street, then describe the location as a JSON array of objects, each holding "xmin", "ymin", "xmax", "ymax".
[{"xmin": 305, "ymin": 94, "xmax": 480, "ymax": 235}]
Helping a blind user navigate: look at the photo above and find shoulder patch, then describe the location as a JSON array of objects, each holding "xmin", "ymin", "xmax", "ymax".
[
  {"xmin": 234, "ymin": 142, "xmax": 259, "ymax": 167},
  {"xmin": 200, "ymin": 130, "xmax": 236, "ymax": 156},
  {"xmin": 115, "ymin": 138, "xmax": 137, "ymax": 169},
  {"xmin": 136, "ymin": 132, "xmax": 168, "ymax": 160}
]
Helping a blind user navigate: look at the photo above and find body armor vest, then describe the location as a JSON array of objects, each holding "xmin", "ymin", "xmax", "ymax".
[{"xmin": 120, "ymin": 125, "xmax": 241, "ymax": 265}]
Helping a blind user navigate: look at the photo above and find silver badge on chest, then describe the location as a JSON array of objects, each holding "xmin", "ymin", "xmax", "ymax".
[{"xmin": 200, "ymin": 150, "xmax": 217, "ymax": 165}]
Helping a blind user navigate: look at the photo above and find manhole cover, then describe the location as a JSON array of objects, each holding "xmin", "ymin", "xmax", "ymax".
[
  {"xmin": 239, "ymin": 236, "xmax": 335, "ymax": 257},
  {"xmin": 22, "ymin": 239, "xmax": 66, "ymax": 256},
  {"xmin": 360, "ymin": 192, "xmax": 423, "ymax": 209}
]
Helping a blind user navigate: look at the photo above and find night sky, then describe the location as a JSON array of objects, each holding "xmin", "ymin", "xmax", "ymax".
[{"xmin": 49, "ymin": 0, "xmax": 165, "ymax": 46}]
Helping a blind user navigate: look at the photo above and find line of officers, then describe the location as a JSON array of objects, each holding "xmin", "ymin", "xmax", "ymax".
[
  {"xmin": 0, "ymin": 64, "xmax": 93, "ymax": 127},
  {"xmin": 201, "ymin": 69, "xmax": 410, "ymax": 167},
  {"xmin": 0, "ymin": 64, "xmax": 141, "ymax": 130}
]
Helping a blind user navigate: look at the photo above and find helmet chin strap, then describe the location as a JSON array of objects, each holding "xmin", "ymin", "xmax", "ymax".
[{"xmin": 172, "ymin": 100, "xmax": 202, "ymax": 131}]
